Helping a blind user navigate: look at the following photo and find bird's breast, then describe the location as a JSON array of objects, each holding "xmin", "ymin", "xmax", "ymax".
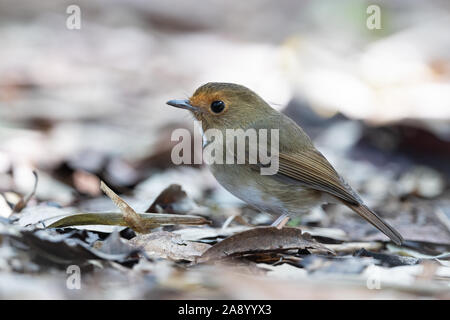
[{"xmin": 209, "ymin": 162, "xmax": 323, "ymax": 216}]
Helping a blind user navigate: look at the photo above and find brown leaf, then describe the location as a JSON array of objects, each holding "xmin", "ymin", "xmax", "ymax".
[
  {"xmin": 198, "ymin": 227, "xmax": 334, "ymax": 263},
  {"xmin": 128, "ymin": 231, "xmax": 211, "ymax": 261},
  {"xmin": 145, "ymin": 184, "xmax": 189, "ymax": 214}
]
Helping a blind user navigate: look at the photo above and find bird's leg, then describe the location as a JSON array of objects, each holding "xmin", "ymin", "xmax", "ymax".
[{"xmin": 271, "ymin": 213, "xmax": 290, "ymax": 229}]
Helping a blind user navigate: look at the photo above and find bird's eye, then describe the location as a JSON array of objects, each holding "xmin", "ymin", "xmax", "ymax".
[{"xmin": 210, "ymin": 100, "xmax": 225, "ymax": 114}]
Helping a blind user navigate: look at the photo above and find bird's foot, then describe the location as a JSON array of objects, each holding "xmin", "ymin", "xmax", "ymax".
[{"xmin": 271, "ymin": 213, "xmax": 290, "ymax": 230}]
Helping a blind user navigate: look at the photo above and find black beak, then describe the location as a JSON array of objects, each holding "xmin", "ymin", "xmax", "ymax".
[{"xmin": 166, "ymin": 99, "xmax": 199, "ymax": 112}]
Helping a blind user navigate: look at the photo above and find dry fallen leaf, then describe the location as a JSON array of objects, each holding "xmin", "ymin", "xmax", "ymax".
[
  {"xmin": 129, "ymin": 231, "xmax": 211, "ymax": 261},
  {"xmin": 198, "ymin": 227, "xmax": 334, "ymax": 263},
  {"xmin": 11, "ymin": 228, "xmax": 138, "ymax": 265},
  {"xmin": 174, "ymin": 225, "xmax": 251, "ymax": 242},
  {"xmin": 145, "ymin": 183, "xmax": 194, "ymax": 214}
]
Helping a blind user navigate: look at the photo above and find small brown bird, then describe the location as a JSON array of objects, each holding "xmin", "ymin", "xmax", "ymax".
[{"xmin": 167, "ymin": 82, "xmax": 403, "ymax": 245}]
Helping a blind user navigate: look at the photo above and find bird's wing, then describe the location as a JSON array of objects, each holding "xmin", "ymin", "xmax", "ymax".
[
  {"xmin": 244, "ymin": 115, "xmax": 361, "ymax": 204},
  {"xmin": 267, "ymin": 149, "xmax": 403, "ymax": 245},
  {"xmin": 275, "ymin": 149, "xmax": 361, "ymax": 205}
]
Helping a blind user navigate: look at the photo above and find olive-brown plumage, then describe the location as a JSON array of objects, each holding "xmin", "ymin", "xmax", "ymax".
[{"xmin": 167, "ymin": 82, "xmax": 403, "ymax": 245}]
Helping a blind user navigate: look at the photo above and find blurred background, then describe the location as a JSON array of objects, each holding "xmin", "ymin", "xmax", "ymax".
[{"xmin": 0, "ymin": 0, "xmax": 449, "ymax": 299}]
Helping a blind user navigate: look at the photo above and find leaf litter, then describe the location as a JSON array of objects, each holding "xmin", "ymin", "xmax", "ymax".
[
  {"xmin": 198, "ymin": 227, "xmax": 334, "ymax": 263},
  {"xmin": 1, "ymin": 170, "xmax": 449, "ymax": 298}
]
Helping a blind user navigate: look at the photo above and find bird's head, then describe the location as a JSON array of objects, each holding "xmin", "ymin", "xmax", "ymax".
[{"xmin": 167, "ymin": 82, "xmax": 274, "ymax": 130}]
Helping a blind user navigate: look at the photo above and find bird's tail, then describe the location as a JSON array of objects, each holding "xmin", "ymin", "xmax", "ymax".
[{"xmin": 345, "ymin": 203, "xmax": 404, "ymax": 245}]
